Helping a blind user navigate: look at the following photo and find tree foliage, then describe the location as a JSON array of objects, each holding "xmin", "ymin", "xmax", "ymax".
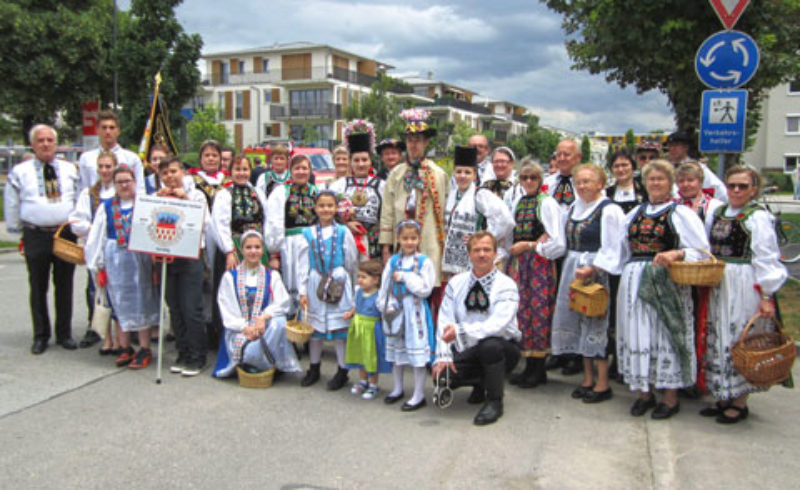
[
  {"xmin": 115, "ymin": 0, "xmax": 202, "ymax": 147},
  {"xmin": 0, "ymin": 0, "xmax": 112, "ymax": 143},
  {"xmin": 581, "ymin": 135, "xmax": 592, "ymax": 162},
  {"xmin": 186, "ymin": 105, "xmax": 229, "ymax": 152},
  {"xmin": 624, "ymin": 128, "xmax": 636, "ymax": 154},
  {"xmin": 506, "ymin": 115, "xmax": 562, "ymax": 162},
  {"xmin": 543, "ymin": 0, "xmax": 800, "ymax": 137},
  {"xmin": 343, "ymin": 74, "xmax": 407, "ymax": 141}
]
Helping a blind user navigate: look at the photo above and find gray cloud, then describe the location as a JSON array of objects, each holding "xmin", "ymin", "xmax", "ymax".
[{"xmin": 169, "ymin": 0, "xmax": 673, "ymax": 134}]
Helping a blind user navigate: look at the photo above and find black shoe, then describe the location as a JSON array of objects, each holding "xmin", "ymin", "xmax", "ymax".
[
  {"xmin": 467, "ymin": 386, "xmax": 486, "ymax": 405},
  {"xmin": 560, "ymin": 356, "xmax": 582, "ymax": 376},
  {"xmin": 79, "ymin": 330, "xmax": 101, "ymax": 348},
  {"xmin": 518, "ymin": 360, "xmax": 547, "ymax": 389},
  {"xmin": 170, "ymin": 355, "xmax": 187, "ymax": 374},
  {"xmin": 545, "ymin": 355, "xmax": 564, "ymax": 371},
  {"xmin": 57, "ymin": 338, "xmax": 78, "ymax": 350},
  {"xmin": 326, "ymin": 367, "xmax": 349, "ymax": 391},
  {"xmin": 301, "ymin": 363, "xmax": 321, "ymax": 387},
  {"xmin": 571, "ymin": 384, "xmax": 593, "ymax": 399},
  {"xmin": 699, "ymin": 401, "xmax": 732, "ymax": 417},
  {"xmin": 651, "ymin": 402, "xmax": 680, "ymax": 420},
  {"xmin": 716, "ymin": 405, "xmax": 749, "ymax": 424},
  {"xmin": 630, "ymin": 396, "xmax": 657, "ymax": 416},
  {"xmin": 509, "ymin": 358, "xmax": 535, "ymax": 385},
  {"xmin": 384, "ymin": 392, "xmax": 405, "ymax": 404},
  {"xmin": 583, "ymin": 388, "xmax": 613, "ymax": 404},
  {"xmin": 31, "ymin": 339, "xmax": 48, "ymax": 355},
  {"xmin": 473, "ymin": 399, "xmax": 503, "ymax": 426},
  {"xmin": 401, "ymin": 399, "xmax": 427, "ymax": 412},
  {"xmin": 181, "ymin": 359, "xmax": 207, "ymax": 377}
]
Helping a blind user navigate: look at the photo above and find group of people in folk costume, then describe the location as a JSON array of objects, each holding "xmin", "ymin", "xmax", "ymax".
[{"xmin": 6, "ymin": 104, "xmax": 790, "ymax": 426}]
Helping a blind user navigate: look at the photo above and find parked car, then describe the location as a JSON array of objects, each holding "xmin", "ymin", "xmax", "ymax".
[{"xmin": 243, "ymin": 144, "xmax": 336, "ymax": 185}]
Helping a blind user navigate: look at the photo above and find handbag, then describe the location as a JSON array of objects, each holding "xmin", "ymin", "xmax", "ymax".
[
  {"xmin": 91, "ymin": 286, "xmax": 112, "ymax": 339},
  {"xmin": 316, "ymin": 274, "xmax": 345, "ymax": 304}
]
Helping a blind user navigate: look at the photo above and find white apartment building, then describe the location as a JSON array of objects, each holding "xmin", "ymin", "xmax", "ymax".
[
  {"xmin": 200, "ymin": 42, "xmax": 391, "ymax": 150},
  {"xmin": 743, "ymin": 80, "xmax": 800, "ymax": 174}
]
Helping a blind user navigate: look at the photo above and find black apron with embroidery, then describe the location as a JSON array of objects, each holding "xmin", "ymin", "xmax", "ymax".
[
  {"xmin": 513, "ymin": 194, "xmax": 545, "ymax": 243},
  {"xmin": 709, "ymin": 204, "xmax": 760, "ymax": 261},
  {"xmin": 231, "ymin": 185, "xmax": 264, "ymax": 234},
  {"xmin": 627, "ymin": 203, "xmax": 680, "ymax": 259},
  {"xmin": 565, "ymin": 200, "xmax": 612, "ymax": 252},
  {"xmin": 284, "ymin": 184, "xmax": 317, "ymax": 230}
]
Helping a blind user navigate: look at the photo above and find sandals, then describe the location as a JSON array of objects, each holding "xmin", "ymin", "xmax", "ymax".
[{"xmin": 716, "ymin": 405, "xmax": 749, "ymax": 424}]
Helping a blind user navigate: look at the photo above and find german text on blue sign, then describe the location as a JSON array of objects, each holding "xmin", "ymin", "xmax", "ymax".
[
  {"xmin": 699, "ymin": 90, "xmax": 747, "ymax": 153},
  {"xmin": 695, "ymin": 30, "xmax": 759, "ymax": 89}
]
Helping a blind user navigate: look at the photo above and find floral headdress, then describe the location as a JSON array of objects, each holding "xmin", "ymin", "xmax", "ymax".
[
  {"xmin": 344, "ymin": 120, "xmax": 376, "ymax": 155},
  {"xmin": 400, "ymin": 108, "xmax": 436, "ymax": 137}
]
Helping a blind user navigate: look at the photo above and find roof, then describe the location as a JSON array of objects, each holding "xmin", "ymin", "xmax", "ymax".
[{"xmin": 203, "ymin": 42, "xmax": 394, "ymax": 69}]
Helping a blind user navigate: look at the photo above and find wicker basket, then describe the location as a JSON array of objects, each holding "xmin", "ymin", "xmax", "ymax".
[
  {"xmin": 236, "ymin": 365, "xmax": 276, "ymax": 389},
  {"xmin": 52, "ymin": 222, "xmax": 85, "ymax": 265},
  {"xmin": 669, "ymin": 249, "xmax": 725, "ymax": 287},
  {"xmin": 568, "ymin": 279, "xmax": 608, "ymax": 317},
  {"xmin": 286, "ymin": 307, "xmax": 313, "ymax": 344},
  {"xmin": 731, "ymin": 314, "xmax": 796, "ymax": 387}
]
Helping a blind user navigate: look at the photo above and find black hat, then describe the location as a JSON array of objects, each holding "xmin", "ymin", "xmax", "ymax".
[
  {"xmin": 376, "ymin": 138, "xmax": 406, "ymax": 154},
  {"xmin": 453, "ymin": 145, "xmax": 477, "ymax": 167},
  {"xmin": 347, "ymin": 132, "xmax": 372, "ymax": 154},
  {"xmin": 666, "ymin": 131, "xmax": 693, "ymax": 146}
]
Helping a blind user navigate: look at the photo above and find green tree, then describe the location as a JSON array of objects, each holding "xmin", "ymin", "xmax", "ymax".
[
  {"xmin": 624, "ymin": 128, "xmax": 636, "ymax": 153},
  {"xmin": 450, "ymin": 120, "xmax": 478, "ymax": 148},
  {"xmin": 0, "ymin": 1, "xmax": 112, "ymax": 142},
  {"xmin": 343, "ymin": 74, "xmax": 407, "ymax": 142},
  {"xmin": 543, "ymin": 1, "xmax": 800, "ymax": 140},
  {"xmin": 114, "ymin": 0, "xmax": 202, "ymax": 148},
  {"xmin": 506, "ymin": 115, "xmax": 562, "ymax": 162},
  {"xmin": 186, "ymin": 105, "xmax": 229, "ymax": 151},
  {"xmin": 581, "ymin": 135, "xmax": 592, "ymax": 163}
]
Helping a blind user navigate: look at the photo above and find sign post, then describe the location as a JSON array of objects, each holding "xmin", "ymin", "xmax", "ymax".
[{"xmin": 129, "ymin": 194, "xmax": 206, "ymax": 383}]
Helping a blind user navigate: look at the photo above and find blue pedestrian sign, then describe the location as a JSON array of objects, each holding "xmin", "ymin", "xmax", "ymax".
[
  {"xmin": 699, "ymin": 90, "xmax": 748, "ymax": 153},
  {"xmin": 695, "ymin": 30, "xmax": 759, "ymax": 89}
]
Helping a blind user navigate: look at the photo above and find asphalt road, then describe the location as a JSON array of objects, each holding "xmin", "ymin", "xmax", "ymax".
[{"xmin": 0, "ymin": 252, "xmax": 798, "ymax": 489}]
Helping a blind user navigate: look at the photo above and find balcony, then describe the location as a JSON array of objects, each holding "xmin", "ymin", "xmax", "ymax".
[
  {"xmin": 418, "ymin": 97, "xmax": 491, "ymax": 115},
  {"xmin": 331, "ymin": 66, "xmax": 378, "ymax": 87},
  {"xmin": 271, "ymin": 102, "xmax": 342, "ymax": 120}
]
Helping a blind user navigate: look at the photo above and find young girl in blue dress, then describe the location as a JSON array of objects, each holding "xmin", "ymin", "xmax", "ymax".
[
  {"xmin": 377, "ymin": 221, "xmax": 436, "ymax": 411},
  {"xmin": 298, "ymin": 191, "xmax": 358, "ymax": 390},
  {"xmin": 345, "ymin": 259, "xmax": 392, "ymax": 399}
]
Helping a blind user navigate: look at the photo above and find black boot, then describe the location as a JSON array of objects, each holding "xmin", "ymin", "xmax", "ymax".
[
  {"xmin": 474, "ymin": 360, "xmax": 506, "ymax": 425},
  {"xmin": 561, "ymin": 355, "xmax": 583, "ymax": 375},
  {"xmin": 326, "ymin": 366, "xmax": 349, "ymax": 391},
  {"xmin": 509, "ymin": 358, "xmax": 535, "ymax": 386},
  {"xmin": 518, "ymin": 358, "xmax": 547, "ymax": 388},
  {"xmin": 467, "ymin": 385, "xmax": 486, "ymax": 404},
  {"xmin": 545, "ymin": 355, "xmax": 564, "ymax": 371},
  {"xmin": 301, "ymin": 363, "xmax": 321, "ymax": 387}
]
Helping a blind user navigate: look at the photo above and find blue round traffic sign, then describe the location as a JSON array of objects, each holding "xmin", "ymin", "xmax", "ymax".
[{"xmin": 695, "ymin": 30, "xmax": 759, "ymax": 89}]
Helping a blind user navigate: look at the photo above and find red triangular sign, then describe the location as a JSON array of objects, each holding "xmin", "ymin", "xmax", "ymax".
[{"xmin": 709, "ymin": 0, "xmax": 751, "ymax": 29}]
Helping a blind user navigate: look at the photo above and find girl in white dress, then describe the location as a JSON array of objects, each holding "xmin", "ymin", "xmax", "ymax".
[
  {"xmin": 297, "ymin": 191, "xmax": 358, "ymax": 390},
  {"xmin": 377, "ymin": 221, "xmax": 436, "ymax": 411}
]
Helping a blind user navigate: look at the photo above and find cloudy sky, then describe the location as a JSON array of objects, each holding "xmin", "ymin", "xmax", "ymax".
[{"xmin": 167, "ymin": 0, "xmax": 675, "ymax": 134}]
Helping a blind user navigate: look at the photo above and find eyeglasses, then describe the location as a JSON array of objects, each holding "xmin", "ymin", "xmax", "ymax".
[
  {"xmin": 519, "ymin": 175, "xmax": 540, "ymax": 182},
  {"xmin": 493, "ymin": 159, "xmax": 511, "ymax": 164},
  {"xmin": 115, "ymin": 180, "xmax": 135, "ymax": 186},
  {"xmin": 726, "ymin": 183, "xmax": 751, "ymax": 191},
  {"xmin": 612, "ymin": 162, "xmax": 633, "ymax": 169},
  {"xmin": 637, "ymin": 154, "xmax": 655, "ymax": 162}
]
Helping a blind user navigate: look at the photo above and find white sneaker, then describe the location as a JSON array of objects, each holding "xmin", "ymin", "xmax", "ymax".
[
  {"xmin": 362, "ymin": 385, "xmax": 380, "ymax": 400},
  {"xmin": 350, "ymin": 381, "xmax": 367, "ymax": 395}
]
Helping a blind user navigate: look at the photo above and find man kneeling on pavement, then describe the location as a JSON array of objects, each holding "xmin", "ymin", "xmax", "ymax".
[{"xmin": 433, "ymin": 231, "xmax": 520, "ymax": 426}]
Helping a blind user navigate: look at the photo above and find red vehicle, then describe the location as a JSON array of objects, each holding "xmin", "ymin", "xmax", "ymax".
[{"xmin": 243, "ymin": 143, "xmax": 336, "ymax": 186}]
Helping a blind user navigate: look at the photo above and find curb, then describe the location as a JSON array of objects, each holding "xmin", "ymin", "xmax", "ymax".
[{"xmin": 0, "ymin": 247, "xmax": 19, "ymax": 255}]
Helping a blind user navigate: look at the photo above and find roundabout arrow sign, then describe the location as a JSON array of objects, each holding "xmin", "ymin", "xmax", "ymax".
[{"xmin": 695, "ymin": 30, "xmax": 759, "ymax": 89}]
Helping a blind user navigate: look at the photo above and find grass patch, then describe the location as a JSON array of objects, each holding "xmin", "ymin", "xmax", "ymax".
[
  {"xmin": 777, "ymin": 277, "xmax": 800, "ymax": 340},
  {"xmin": 0, "ymin": 240, "xmax": 18, "ymax": 248},
  {"xmin": 780, "ymin": 213, "xmax": 800, "ymax": 227}
]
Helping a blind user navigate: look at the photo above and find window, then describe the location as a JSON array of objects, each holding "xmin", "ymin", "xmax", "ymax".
[
  {"xmin": 264, "ymin": 91, "xmax": 271, "ymax": 104},
  {"xmin": 238, "ymin": 60, "xmax": 245, "ymax": 74},
  {"xmin": 789, "ymin": 79, "xmax": 800, "ymax": 94},
  {"xmin": 289, "ymin": 89, "xmax": 331, "ymax": 116},
  {"xmin": 785, "ymin": 155, "xmax": 800, "ymax": 174},
  {"xmin": 264, "ymin": 124, "xmax": 272, "ymax": 137},
  {"xmin": 220, "ymin": 62, "xmax": 229, "ymax": 84},
  {"xmin": 217, "ymin": 92, "xmax": 226, "ymax": 118},
  {"xmin": 262, "ymin": 59, "xmax": 269, "ymax": 73},
  {"xmin": 787, "ymin": 115, "xmax": 800, "ymax": 134},
  {"xmin": 235, "ymin": 91, "xmax": 244, "ymax": 119},
  {"xmin": 413, "ymin": 86, "xmax": 429, "ymax": 97}
]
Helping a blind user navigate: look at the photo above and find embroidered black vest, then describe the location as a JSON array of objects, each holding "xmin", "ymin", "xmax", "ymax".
[
  {"xmin": 627, "ymin": 203, "xmax": 680, "ymax": 258},
  {"xmin": 566, "ymin": 199, "xmax": 612, "ymax": 252},
  {"xmin": 284, "ymin": 184, "xmax": 317, "ymax": 230},
  {"xmin": 513, "ymin": 194, "xmax": 546, "ymax": 243},
  {"xmin": 230, "ymin": 185, "xmax": 264, "ymax": 234},
  {"xmin": 607, "ymin": 176, "xmax": 647, "ymax": 214},
  {"xmin": 480, "ymin": 179, "xmax": 513, "ymax": 200},
  {"xmin": 710, "ymin": 203, "xmax": 760, "ymax": 261},
  {"xmin": 193, "ymin": 174, "xmax": 228, "ymax": 208}
]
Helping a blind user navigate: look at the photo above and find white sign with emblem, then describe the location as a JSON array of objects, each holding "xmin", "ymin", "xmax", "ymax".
[{"xmin": 128, "ymin": 194, "xmax": 205, "ymax": 259}]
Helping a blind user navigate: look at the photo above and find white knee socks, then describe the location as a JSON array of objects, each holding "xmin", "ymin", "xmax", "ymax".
[
  {"xmin": 389, "ymin": 365, "xmax": 404, "ymax": 397},
  {"xmin": 334, "ymin": 338, "xmax": 347, "ymax": 368},
  {"xmin": 309, "ymin": 338, "xmax": 323, "ymax": 364},
  {"xmin": 408, "ymin": 366, "xmax": 427, "ymax": 405}
]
